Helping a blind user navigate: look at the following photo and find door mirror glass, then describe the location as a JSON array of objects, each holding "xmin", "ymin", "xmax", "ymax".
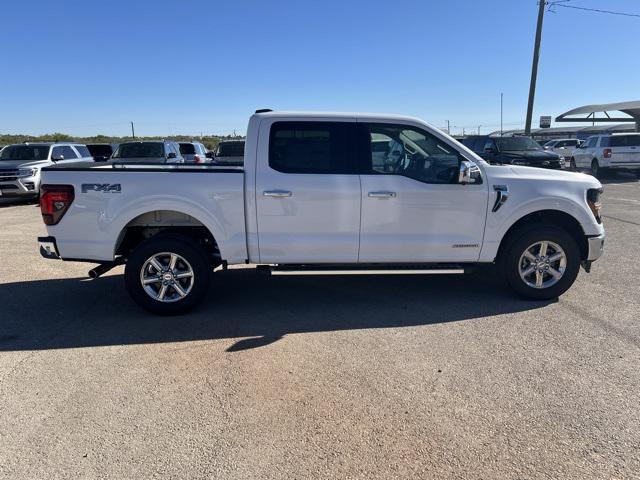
[
  {"xmin": 167, "ymin": 152, "xmax": 177, "ymax": 159},
  {"xmin": 458, "ymin": 160, "xmax": 480, "ymax": 185},
  {"xmin": 51, "ymin": 154, "xmax": 64, "ymax": 161}
]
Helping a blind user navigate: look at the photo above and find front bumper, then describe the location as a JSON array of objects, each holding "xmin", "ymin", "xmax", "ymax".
[
  {"xmin": 38, "ymin": 236, "xmax": 60, "ymax": 259},
  {"xmin": 0, "ymin": 177, "xmax": 39, "ymax": 197},
  {"xmin": 586, "ymin": 233, "xmax": 605, "ymax": 262}
]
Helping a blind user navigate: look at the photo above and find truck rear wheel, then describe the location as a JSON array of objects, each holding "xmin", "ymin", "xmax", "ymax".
[
  {"xmin": 125, "ymin": 235, "xmax": 211, "ymax": 315},
  {"xmin": 500, "ymin": 225, "xmax": 580, "ymax": 300}
]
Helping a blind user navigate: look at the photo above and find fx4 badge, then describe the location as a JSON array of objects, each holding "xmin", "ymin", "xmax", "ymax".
[{"xmin": 81, "ymin": 183, "xmax": 122, "ymax": 193}]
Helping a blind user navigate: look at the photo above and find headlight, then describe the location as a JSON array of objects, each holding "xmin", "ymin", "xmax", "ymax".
[
  {"xmin": 18, "ymin": 168, "xmax": 37, "ymax": 177},
  {"xmin": 587, "ymin": 188, "xmax": 603, "ymax": 224}
]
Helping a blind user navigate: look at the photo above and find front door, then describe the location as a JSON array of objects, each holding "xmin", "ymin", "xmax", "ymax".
[
  {"xmin": 255, "ymin": 119, "xmax": 361, "ymax": 264},
  {"xmin": 358, "ymin": 123, "xmax": 489, "ymax": 263}
]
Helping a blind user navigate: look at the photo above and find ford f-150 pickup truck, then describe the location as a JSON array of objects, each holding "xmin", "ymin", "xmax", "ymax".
[{"xmin": 37, "ymin": 110, "xmax": 605, "ymax": 314}]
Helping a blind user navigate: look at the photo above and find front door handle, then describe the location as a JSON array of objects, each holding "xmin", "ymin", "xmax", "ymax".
[
  {"xmin": 368, "ymin": 191, "xmax": 396, "ymax": 198},
  {"xmin": 263, "ymin": 190, "xmax": 292, "ymax": 198}
]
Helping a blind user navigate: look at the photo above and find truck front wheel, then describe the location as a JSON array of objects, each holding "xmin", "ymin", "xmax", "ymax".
[
  {"xmin": 125, "ymin": 235, "xmax": 211, "ymax": 315},
  {"xmin": 500, "ymin": 225, "xmax": 581, "ymax": 300}
]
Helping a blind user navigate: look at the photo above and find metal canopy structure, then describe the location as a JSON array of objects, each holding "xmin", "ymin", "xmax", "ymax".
[{"xmin": 555, "ymin": 101, "xmax": 640, "ymax": 131}]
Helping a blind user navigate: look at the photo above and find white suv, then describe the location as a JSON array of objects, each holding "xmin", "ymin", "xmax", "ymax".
[
  {"xmin": 0, "ymin": 143, "xmax": 93, "ymax": 199},
  {"xmin": 543, "ymin": 138, "xmax": 581, "ymax": 164},
  {"xmin": 570, "ymin": 133, "xmax": 640, "ymax": 177}
]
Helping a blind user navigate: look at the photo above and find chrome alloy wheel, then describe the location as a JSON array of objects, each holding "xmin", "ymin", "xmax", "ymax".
[
  {"xmin": 518, "ymin": 240, "xmax": 567, "ymax": 289},
  {"xmin": 140, "ymin": 252, "xmax": 194, "ymax": 303}
]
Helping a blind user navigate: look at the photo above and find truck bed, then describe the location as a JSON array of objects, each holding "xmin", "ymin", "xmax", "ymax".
[{"xmin": 40, "ymin": 163, "xmax": 247, "ymax": 263}]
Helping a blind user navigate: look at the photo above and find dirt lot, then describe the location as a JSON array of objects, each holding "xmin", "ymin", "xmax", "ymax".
[{"xmin": 1, "ymin": 174, "xmax": 639, "ymax": 479}]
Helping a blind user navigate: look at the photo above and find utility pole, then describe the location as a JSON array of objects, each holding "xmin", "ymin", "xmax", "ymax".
[
  {"xmin": 500, "ymin": 92, "xmax": 504, "ymax": 137},
  {"xmin": 524, "ymin": 0, "xmax": 546, "ymax": 135},
  {"xmin": 477, "ymin": 125, "xmax": 481, "ymax": 135},
  {"xmin": 446, "ymin": 120, "xmax": 450, "ymax": 135},
  {"xmin": 130, "ymin": 121, "xmax": 135, "ymax": 139}
]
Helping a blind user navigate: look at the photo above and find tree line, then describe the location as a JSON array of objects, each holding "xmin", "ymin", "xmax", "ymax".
[{"xmin": 0, "ymin": 133, "xmax": 245, "ymax": 151}]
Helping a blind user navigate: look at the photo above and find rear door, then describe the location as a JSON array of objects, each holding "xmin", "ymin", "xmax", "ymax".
[
  {"xmin": 255, "ymin": 119, "xmax": 361, "ymax": 263},
  {"xmin": 358, "ymin": 122, "xmax": 489, "ymax": 263}
]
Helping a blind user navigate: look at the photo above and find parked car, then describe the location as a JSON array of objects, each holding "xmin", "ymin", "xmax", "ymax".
[
  {"xmin": 214, "ymin": 140, "xmax": 244, "ymax": 165},
  {"xmin": 462, "ymin": 135, "xmax": 563, "ymax": 169},
  {"xmin": 37, "ymin": 110, "xmax": 604, "ymax": 314},
  {"xmin": 111, "ymin": 141, "xmax": 184, "ymax": 164},
  {"xmin": 0, "ymin": 142, "xmax": 93, "ymax": 199},
  {"xmin": 543, "ymin": 138, "xmax": 581, "ymax": 163},
  {"xmin": 178, "ymin": 141, "xmax": 209, "ymax": 164},
  {"xmin": 569, "ymin": 133, "xmax": 640, "ymax": 177},
  {"xmin": 86, "ymin": 143, "xmax": 118, "ymax": 162}
]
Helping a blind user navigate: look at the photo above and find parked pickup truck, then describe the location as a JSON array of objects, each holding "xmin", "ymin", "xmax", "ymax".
[{"xmin": 37, "ymin": 110, "xmax": 605, "ymax": 314}]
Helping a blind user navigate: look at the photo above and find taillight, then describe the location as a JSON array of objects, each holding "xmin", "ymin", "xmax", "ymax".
[
  {"xmin": 40, "ymin": 184, "xmax": 74, "ymax": 225},
  {"xmin": 194, "ymin": 154, "xmax": 201, "ymax": 164},
  {"xmin": 603, "ymin": 148, "xmax": 612, "ymax": 158}
]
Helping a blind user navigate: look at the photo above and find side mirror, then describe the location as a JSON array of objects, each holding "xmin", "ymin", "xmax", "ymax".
[
  {"xmin": 205, "ymin": 151, "xmax": 214, "ymax": 159},
  {"xmin": 167, "ymin": 152, "xmax": 177, "ymax": 159},
  {"xmin": 458, "ymin": 160, "xmax": 479, "ymax": 185},
  {"xmin": 51, "ymin": 154, "xmax": 64, "ymax": 161},
  {"xmin": 484, "ymin": 147, "xmax": 496, "ymax": 154}
]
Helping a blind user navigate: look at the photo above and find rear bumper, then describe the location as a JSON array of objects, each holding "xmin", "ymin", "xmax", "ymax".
[
  {"xmin": 38, "ymin": 236, "xmax": 60, "ymax": 259},
  {"xmin": 586, "ymin": 233, "xmax": 605, "ymax": 262}
]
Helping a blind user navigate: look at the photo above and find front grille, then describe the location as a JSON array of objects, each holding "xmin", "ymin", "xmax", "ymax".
[
  {"xmin": 0, "ymin": 169, "xmax": 19, "ymax": 181},
  {"xmin": 0, "ymin": 184, "xmax": 18, "ymax": 190}
]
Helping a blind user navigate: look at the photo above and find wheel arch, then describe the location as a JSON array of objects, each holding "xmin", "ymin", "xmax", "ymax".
[
  {"xmin": 496, "ymin": 209, "xmax": 588, "ymax": 262},
  {"xmin": 114, "ymin": 209, "xmax": 221, "ymax": 266}
]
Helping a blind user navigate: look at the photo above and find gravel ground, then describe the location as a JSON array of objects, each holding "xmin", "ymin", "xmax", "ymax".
[{"xmin": 1, "ymin": 173, "xmax": 639, "ymax": 479}]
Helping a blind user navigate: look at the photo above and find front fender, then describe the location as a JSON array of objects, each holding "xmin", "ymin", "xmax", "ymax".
[{"xmin": 479, "ymin": 195, "xmax": 601, "ymax": 262}]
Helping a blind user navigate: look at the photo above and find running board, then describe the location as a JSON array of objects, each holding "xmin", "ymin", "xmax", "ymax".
[{"xmin": 259, "ymin": 264, "xmax": 469, "ymax": 276}]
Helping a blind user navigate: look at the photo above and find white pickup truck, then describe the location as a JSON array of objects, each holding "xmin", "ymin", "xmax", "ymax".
[{"xmin": 37, "ymin": 110, "xmax": 605, "ymax": 314}]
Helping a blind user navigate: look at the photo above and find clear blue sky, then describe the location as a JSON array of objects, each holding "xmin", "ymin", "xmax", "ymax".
[{"xmin": 1, "ymin": 0, "xmax": 638, "ymax": 136}]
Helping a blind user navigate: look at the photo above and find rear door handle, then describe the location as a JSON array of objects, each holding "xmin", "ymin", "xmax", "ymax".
[
  {"xmin": 263, "ymin": 190, "xmax": 292, "ymax": 198},
  {"xmin": 368, "ymin": 191, "xmax": 396, "ymax": 198}
]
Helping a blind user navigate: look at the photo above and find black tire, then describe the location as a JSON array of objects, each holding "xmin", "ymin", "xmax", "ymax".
[
  {"xmin": 591, "ymin": 159, "xmax": 601, "ymax": 178},
  {"xmin": 125, "ymin": 234, "xmax": 211, "ymax": 315},
  {"xmin": 499, "ymin": 225, "xmax": 581, "ymax": 300}
]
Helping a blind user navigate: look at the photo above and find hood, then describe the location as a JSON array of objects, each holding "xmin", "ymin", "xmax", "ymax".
[
  {"xmin": 509, "ymin": 165, "xmax": 601, "ymax": 188},
  {"xmin": 0, "ymin": 159, "xmax": 51, "ymax": 170}
]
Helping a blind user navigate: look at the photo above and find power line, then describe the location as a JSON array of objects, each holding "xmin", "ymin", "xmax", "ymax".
[{"xmin": 549, "ymin": 2, "xmax": 640, "ymax": 18}]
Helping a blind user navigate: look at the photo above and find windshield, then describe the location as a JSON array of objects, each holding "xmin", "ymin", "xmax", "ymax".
[
  {"xmin": 0, "ymin": 145, "xmax": 50, "ymax": 161},
  {"xmin": 496, "ymin": 137, "xmax": 542, "ymax": 152},
  {"xmin": 87, "ymin": 144, "xmax": 113, "ymax": 157},
  {"xmin": 113, "ymin": 142, "xmax": 164, "ymax": 158},
  {"xmin": 216, "ymin": 142, "xmax": 244, "ymax": 157}
]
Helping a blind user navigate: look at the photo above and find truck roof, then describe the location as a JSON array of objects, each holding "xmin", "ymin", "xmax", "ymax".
[{"xmin": 251, "ymin": 110, "xmax": 426, "ymax": 124}]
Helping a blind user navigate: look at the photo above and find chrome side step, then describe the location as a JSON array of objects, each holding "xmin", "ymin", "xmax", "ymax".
[{"xmin": 271, "ymin": 269, "xmax": 464, "ymax": 276}]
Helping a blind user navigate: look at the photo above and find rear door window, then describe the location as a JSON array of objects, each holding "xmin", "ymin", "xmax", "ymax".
[{"xmin": 269, "ymin": 122, "xmax": 356, "ymax": 174}]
